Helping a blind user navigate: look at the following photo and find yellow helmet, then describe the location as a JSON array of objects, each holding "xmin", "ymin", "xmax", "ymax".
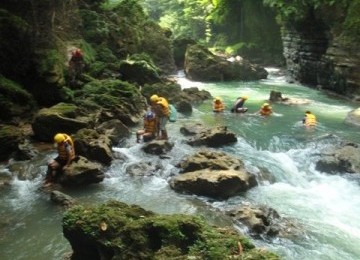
[
  {"xmin": 242, "ymin": 96, "xmax": 248, "ymax": 100},
  {"xmin": 214, "ymin": 96, "xmax": 221, "ymax": 101},
  {"xmin": 54, "ymin": 133, "xmax": 65, "ymax": 144},
  {"xmin": 262, "ymin": 102, "xmax": 270, "ymax": 107},
  {"xmin": 150, "ymin": 95, "xmax": 159, "ymax": 102}
]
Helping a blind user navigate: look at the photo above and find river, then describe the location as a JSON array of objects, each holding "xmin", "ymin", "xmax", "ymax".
[{"xmin": 1, "ymin": 68, "xmax": 360, "ymax": 260}]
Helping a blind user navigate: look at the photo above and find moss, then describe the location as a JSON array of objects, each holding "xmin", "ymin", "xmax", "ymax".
[
  {"xmin": 39, "ymin": 102, "xmax": 78, "ymax": 118},
  {"xmin": 63, "ymin": 200, "xmax": 280, "ymax": 259}
]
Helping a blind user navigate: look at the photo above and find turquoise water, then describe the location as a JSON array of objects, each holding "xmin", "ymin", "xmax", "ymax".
[{"xmin": 1, "ymin": 68, "xmax": 360, "ymax": 260}]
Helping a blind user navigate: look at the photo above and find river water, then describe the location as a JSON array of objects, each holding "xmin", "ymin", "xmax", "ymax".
[{"xmin": 1, "ymin": 68, "xmax": 360, "ymax": 260}]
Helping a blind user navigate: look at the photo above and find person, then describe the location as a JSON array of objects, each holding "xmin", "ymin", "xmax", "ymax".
[
  {"xmin": 259, "ymin": 102, "xmax": 273, "ymax": 116},
  {"xmin": 231, "ymin": 96, "xmax": 248, "ymax": 113},
  {"xmin": 302, "ymin": 110, "xmax": 317, "ymax": 127},
  {"xmin": 68, "ymin": 48, "xmax": 84, "ymax": 83},
  {"xmin": 150, "ymin": 94, "xmax": 170, "ymax": 140},
  {"xmin": 45, "ymin": 133, "xmax": 75, "ymax": 185},
  {"xmin": 213, "ymin": 97, "xmax": 225, "ymax": 112},
  {"xmin": 136, "ymin": 110, "xmax": 157, "ymax": 143}
]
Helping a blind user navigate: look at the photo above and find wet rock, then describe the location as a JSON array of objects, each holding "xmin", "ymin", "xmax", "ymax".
[
  {"xmin": 316, "ymin": 143, "xmax": 360, "ymax": 174},
  {"xmin": 142, "ymin": 140, "xmax": 174, "ymax": 155},
  {"xmin": 184, "ymin": 125, "xmax": 237, "ymax": 147},
  {"xmin": 59, "ymin": 156, "xmax": 105, "ymax": 186},
  {"xmin": 177, "ymin": 150, "xmax": 244, "ymax": 173},
  {"xmin": 170, "ymin": 169, "xmax": 257, "ymax": 199},
  {"xmin": 96, "ymin": 119, "xmax": 130, "ymax": 145},
  {"xmin": 50, "ymin": 190, "xmax": 76, "ymax": 208},
  {"xmin": 125, "ymin": 161, "xmax": 163, "ymax": 176},
  {"xmin": 227, "ymin": 205, "xmax": 301, "ymax": 238}
]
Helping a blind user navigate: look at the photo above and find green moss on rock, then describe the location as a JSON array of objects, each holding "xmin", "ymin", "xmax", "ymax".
[{"xmin": 63, "ymin": 200, "xmax": 279, "ymax": 259}]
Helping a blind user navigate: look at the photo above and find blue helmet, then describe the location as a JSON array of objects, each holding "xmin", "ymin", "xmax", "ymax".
[{"xmin": 145, "ymin": 111, "xmax": 155, "ymax": 120}]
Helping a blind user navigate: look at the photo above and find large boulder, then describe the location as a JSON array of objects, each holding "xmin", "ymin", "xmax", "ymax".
[
  {"xmin": 63, "ymin": 200, "xmax": 279, "ymax": 259},
  {"xmin": 171, "ymin": 150, "xmax": 257, "ymax": 199},
  {"xmin": 31, "ymin": 103, "xmax": 90, "ymax": 142},
  {"xmin": 0, "ymin": 124, "xmax": 24, "ymax": 162},
  {"xmin": 184, "ymin": 44, "xmax": 268, "ymax": 82},
  {"xmin": 74, "ymin": 129, "xmax": 113, "ymax": 166},
  {"xmin": 170, "ymin": 169, "xmax": 257, "ymax": 199},
  {"xmin": 59, "ymin": 156, "xmax": 105, "ymax": 186}
]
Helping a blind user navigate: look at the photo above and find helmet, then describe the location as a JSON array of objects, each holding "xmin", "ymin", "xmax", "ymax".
[
  {"xmin": 150, "ymin": 95, "xmax": 159, "ymax": 102},
  {"xmin": 145, "ymin": 111, "xmax": 155, "ymax": 120},
  {"xmin": 262, "ymin": 103, "xmax": 270, "ymax": 107},
  {"xmin": 54, "ymin": 133, "xmax": 65, "ymax": 144},
  {"xmin": 214, "ymin": 97, "xmax": 221, "ymax": 101},
  {"xmin": 242, "ymin": 96, "xmax": 248, "ymax": 100}
]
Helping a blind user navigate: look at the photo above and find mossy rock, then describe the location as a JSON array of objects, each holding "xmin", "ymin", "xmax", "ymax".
[
  {"xmin": 0, "ymin": 75, "xmax": 36, "ymax": 121},
  {"xmin": 0, "ymin": 124, "xmax": 23, "ymax": 161},
  {"xmin": 63, "ymin": 200, "xmax": 279, "ymax": 259}
]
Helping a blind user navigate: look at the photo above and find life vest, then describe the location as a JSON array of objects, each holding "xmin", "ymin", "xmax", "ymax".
[
  {"xmin": 156, "ymin": 97, "xmax": 170, "ymax": 117},
  {"xmin": 213, "ymin": 101, "xmax": 224, "ymax": 112},
  {"xmin": 144, "ymin": 118, "xmax": 157, "ymax": 134},
  {"xmin": 57, "ymin": 134, "xmax": 75, "ymax": 161},
  {"xmin": 260, "ymin": 107, "xmax": 272, "ymax": 116},
  {"xmin": 305, "ymin": 114, "xmax": 317, "ymax": 127}
]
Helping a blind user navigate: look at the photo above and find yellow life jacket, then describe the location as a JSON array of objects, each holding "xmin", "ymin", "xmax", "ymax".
[
  {"xmin": 305, "ymin": 114, "xmax": 317, "ymax": 126},
  {"xmin": 157, "ymin": 97, "xmax": 170, "ymax": 117},
  {"xmin": 57, "ymin": 134, "xmax": 75, "ymax": 161}
]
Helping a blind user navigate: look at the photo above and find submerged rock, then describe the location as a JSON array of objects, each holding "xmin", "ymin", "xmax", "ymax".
[{"xmin": 63, "ymin": 200, "xmax": 279, "ymax": 259}]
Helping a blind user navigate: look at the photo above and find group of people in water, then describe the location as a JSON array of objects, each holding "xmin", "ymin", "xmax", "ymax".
[{"xmin": 212, "ymin": 96, "xmax": 317, "ymax": 127}]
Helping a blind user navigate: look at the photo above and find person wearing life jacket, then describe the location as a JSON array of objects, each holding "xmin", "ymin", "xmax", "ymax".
[
  {"xmin": 231, "ymin": 96, "xmax": 248, "ymax": 113},
  {"xmin": 213, "ymin": 97, "xmax": 225, "ymax": 112},
  {"xmin": 150, "ymin": 94, "xmax": 170, "ymax": 140},
  {"xmin": 259, "ymin": 102, "xmax": 273, "ymax": 116},
  {"xmin": 136, "ymin": 110, "xmax": 157, "ymax": 143},
  {"xmin": 303, "ymin": 110, "xmax": 317, "ymax": 127},
  {"xmin": 69, "ymin": 48, "xmax": 84, "ymax": 83},
  {"xmin": 45, "ymin": 133, "xmax": 75, "ymax": 184}
]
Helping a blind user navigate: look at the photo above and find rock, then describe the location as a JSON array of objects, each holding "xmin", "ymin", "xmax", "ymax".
[
  {"xmin": 345, "ymin": 107, "xmax": 360, "ymax": 127},
  {"xmin": 184, "ymin": 44, "xmax": 268, "ymax": 82},
  {"xmin": 227, "ymin": 205, "xmax": 301, "ymax": 238},
  {"xmin": 184, "ymin": 125, "xmax": 237, "ymax": 147},
  {"xmin": 31, "ymin": 103, "xmax": 89, "ymax": 142},
  {"xmin": 0, "ymin": 124, "xmax": 24, "ymax": 162},
  {"xmin": 74, "ymin": 129, "xmax": 113, "ymax": 165},
  {"xmin": 50, "ymin": 190, "xmax": 76, "ymax": 208},
  {"xmin": 59, "ymin": 156, "xmax": 105, "ymax": 186},
  {"xmin": 142, "ymin": 140, "xmax": 174, "ymax": 155},
  {"xmin": 170, "ymin": 169, "xmax": 257, "ymax": 199},
  {"xmin": 177, "ymin": 150, "xmax": 244, "ymax": 173},
  {"xmin": 95, "ymin": 119, "xmax": 130, "ymax": 145},
  {"xmin": 62, "ymin": 201, "xmax": 279, "ymax": 259},
  {"xmin": 316, "ymin": 143, "xmax": 360, "ymax": 174}
]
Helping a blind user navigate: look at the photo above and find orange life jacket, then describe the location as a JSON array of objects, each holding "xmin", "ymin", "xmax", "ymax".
[
  {"xmin": 156, "ymin": 97, "xmax": 170, "ymax": 117},
  {"xmin": 260, "ymin": 107, "xmax": 272, "ymax": 116},
  {"xmin": 144, "ymin": 118, "xmax": 157, "ymax": 134},
  {"xmin": 213, "ymin": 101, "xmax": 224, "ymax": 112}
]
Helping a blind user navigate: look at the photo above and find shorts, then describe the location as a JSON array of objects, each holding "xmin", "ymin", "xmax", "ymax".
[
  {"xmin": 54, "ymin": 156, "xmax": 67, "ymax": 168},
  {"xmin": 158, "ymin": 116, "xmax": 168, "ymax": 131}
]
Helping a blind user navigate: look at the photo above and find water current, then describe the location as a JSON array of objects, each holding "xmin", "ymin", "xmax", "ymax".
[{"xmin": 1, "ymin": 68, "xmax": 360, "ymax": 260}]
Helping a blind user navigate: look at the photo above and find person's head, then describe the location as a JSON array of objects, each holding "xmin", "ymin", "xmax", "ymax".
[
  {"xmin": 150, "ymin": 95, "xmax": 159, "ymax": 103},
  {"xmin": 145, "ymin": 111, "xmax": 155, "ymax": 120},
  {"xmin": 54, "ymin": 133, "xmax": 66, "ymax": 144},
  {"xmin": 241, "ymin": 96, "xmax": 248, "ymax": 100}
]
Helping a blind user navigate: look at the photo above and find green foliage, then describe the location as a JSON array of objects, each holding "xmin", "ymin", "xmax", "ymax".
[{"xmin": 342, "ymin": 0, "xmax": 360, "ymax": 41}]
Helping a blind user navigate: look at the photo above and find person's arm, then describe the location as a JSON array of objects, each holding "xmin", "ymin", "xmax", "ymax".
[{"xmin": 64, "ymin": 143, "xmax": 73, "ymax": 168}]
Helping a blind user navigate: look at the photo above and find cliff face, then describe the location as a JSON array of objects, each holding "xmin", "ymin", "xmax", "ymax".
[{"xmin": 281, "ymin": 4, "xmax": 360, "ymax": 99}]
